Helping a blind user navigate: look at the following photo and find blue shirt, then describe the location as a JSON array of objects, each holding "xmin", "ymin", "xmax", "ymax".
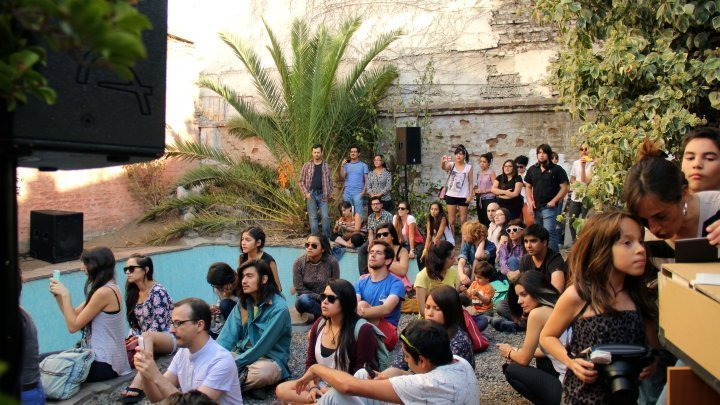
[
  {"xmin": 458, "ymin": 240, "xmax": 497, "ymax": 268},
  {"xmin": 355, "ymin": 273, "xmax": 406, "ymax": 326},
  {"xmin": 343, "ymin": 161, "xmax": 369, "ymax": 195},
  {"xmin": 216, "ymin": 293, "xmax": 292, "ymax": 379}
]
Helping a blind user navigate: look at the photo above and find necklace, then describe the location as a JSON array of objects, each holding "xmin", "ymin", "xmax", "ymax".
[{"xmin": 327, "ymin": 321, "xmax": 338, "ymax": 345}]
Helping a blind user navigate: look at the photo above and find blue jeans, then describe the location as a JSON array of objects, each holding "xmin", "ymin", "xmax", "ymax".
[
  {"xmin": 21, "ymin": 382, "xmax": 45, "ymax": 405},
  {"xmin": 307, "ymin": 190, "xmax": 332, "ymax": 237},
  {"xmin": 343, "ymin": 192, "xmax": 365, "ymax": 219},
  {"xmin": 295, "ymin": 294, "xmax": 321, "ymax": 319},
  {"xmin": 534, "ymin": 205, "xmax": 560, "ymax": 253}
]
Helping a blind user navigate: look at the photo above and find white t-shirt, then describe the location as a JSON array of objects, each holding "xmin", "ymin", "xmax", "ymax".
[
  {"xmin": 167, "ymin": 338, "xmax": 244, "ymax": 405},
  {"xmin": 389, "ymin": 355, "xmax": 478, "ymax": 404},
  {"xmin": 569, "ymin": 159, "xmax": 594, "ymax": 202},
  {"xmin": 392, "ymin": 214, "xmax": 418, "ymax": 243}
]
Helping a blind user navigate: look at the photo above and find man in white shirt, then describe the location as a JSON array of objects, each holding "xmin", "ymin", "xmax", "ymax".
[
  {"xmin": 134, "ymin": 298, "xmax": 244, "ymax": 405},
  {"xmin": 567, "ymin": 144, "xmax": 593, "ymax": 243},
  {"xmin": 293, "ymin": 320, "xmax": 479, "ymax": 405}
]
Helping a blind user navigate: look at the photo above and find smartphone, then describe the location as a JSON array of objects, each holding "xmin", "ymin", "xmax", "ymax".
[
  {"xmin": 53, "ymin": 270, "xmax": 62, "ymax": 280},
  {"xmin": 137, "ymin": 336, "xmax": 145, "ymax": 351},
  {"xmin": 675, "ymin": 237, "xmax": 719, "ymax": 263},
  {"xmin": 364, "ymin": 362, "xmax": 377, "ymax": 379}
]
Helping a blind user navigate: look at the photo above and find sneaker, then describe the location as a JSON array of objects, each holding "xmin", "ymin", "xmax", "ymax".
[{"xmin": 247, "ymin": 388, "xmax": 268, "ymax": 400}]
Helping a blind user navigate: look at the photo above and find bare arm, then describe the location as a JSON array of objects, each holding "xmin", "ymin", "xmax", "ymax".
[
  {"xmin": 296, "ymin": 364, "xmax": 402, "ymax": 404},
  {"xmin": 135, "ymin": 350, "xmax": 180, "ymax": 403},
  {"xmin": 416, "ymin": 286, "xmax": 427, "ymax": 318},
  {"xmin": 466, "ymin": 166, "xmax": 474, "ymax": 202},
  {"xmin": 389, "ymin": 248, "xmax": 409, "ymax": 277},
  {"xmin": 360, "ymin": 295, "xmax": 400, "ymax": 320},
  {"xmin": 549, "ymin": 183, "xmax": 569, "ymax": 206},
  {"xmin": 550, "ymin": 271, "xmax": 566, "ymax": 293},
  {"xmin": 489, "ymin": 179, "xmax": 505, "ymax": 197},
  {"xmin": 50, "ymin": 280, "xmax": 115, "ymax": 333},
  {"xmin": 499, "ymin": 307, "xmax": 551, "ymax": 366}
]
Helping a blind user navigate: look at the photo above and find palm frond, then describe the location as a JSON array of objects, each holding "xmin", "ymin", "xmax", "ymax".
[
  {"xmin": 140, "ymin": 193, "xmax": 238, "ymax": 222},
  {"xmin": 166, "ymin": 140, "xmax": 236, "ymax": 166}
]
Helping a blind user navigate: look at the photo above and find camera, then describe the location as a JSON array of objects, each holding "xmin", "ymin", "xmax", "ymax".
[{"xmin": 588, "ymin": 343, "xmax": 656, "ymax": 404}]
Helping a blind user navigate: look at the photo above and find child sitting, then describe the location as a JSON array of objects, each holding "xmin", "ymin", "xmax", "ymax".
[
  {"xmin": 465, "ymin": 261, "xmax": 495, "ymax": 331},
  {"xmin": 457, "ymin": 221, "xmax": 497, "ymax": 288}
]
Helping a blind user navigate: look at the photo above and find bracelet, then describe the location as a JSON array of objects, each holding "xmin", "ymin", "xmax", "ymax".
[
  {"xmin": 506, "ymin": 347, "xmax": 518, "ymax": 360},
  {"xmin": 307, "ymin": 385, "xmax": 321, "ymax": 392}
]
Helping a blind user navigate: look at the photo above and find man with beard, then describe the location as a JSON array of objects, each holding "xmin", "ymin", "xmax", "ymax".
[
  {"xmin": 134, "ymin": 298, "xmax": 243, "ymax": 404},
  {"xmin": 355, "ymin": 240, "xmax": 405, "ymax": 350},
  {"xmin": 524, "ymin": 144, "xmax": 569, "ymax": 253}
]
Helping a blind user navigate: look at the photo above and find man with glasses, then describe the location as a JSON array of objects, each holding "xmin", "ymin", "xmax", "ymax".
[
  {"xmin": 340, "ymin": 145, "xmax": 370, "ymax": 219},
  {"xmin": 355, "ymin": 241, "xmax": 405, "ymax": 350},
  {"xmin": 357, "ymin": 197, "xmax": 393, "ymax": 275},
  {"xmin": 293, "ymin": 320, "xmax": 478, "ymax": 404},
  {"xmin": 133, "ymin": 298, "xmax": 243, "ymax": 405}
]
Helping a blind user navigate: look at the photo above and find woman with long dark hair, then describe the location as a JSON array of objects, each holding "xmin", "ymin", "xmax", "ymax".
[
  {"xmin": 379, "ymin": 285, "xmax": 474, "ymax": 378},
  {"xmin": 120, "ymin": 253, "xmax": 173, "ymax": 402},
  {"xmin": 206, "ymin": 262, "xmax": 239, "ymax": 338},
  {"xmin": 275, "ymin": 279, "xmax": 381, "ymax": 403},
  {"xmin": 497, "ymin": 271, "xmax": 564, "ymax": 405},
  {"xmin": 421, "ymin": 201, "xmax": 455, "ymax": 261},
  {"xmin": 366, "ymin": 154, "xmax": 394, "ymax": 213},
  {"xmin": 491, "ymin": 159, "xmax": 524, "ymax": 220},
  {"xmin": 475, "ymin": 152, "xmax": 497, "ymax": 226},
  {"xmin": 293, "ymin": 233, "xmax": 339, "ymax": 322},
  {"xmin": 393, "ymin": 201, "xmax": 425, "ymax": 269},
  {"xmin": 49, "ymin": 247, "xmax": 131, "ymax": 382},
  {"xmin": 414, "ymin": 240, "xmax": 459, "ymax": 319},
  {"xmin": 441, "ymin": 144, "xmax": 474, "ymax": 235},
  {"xmin": 239, "ymin": 226, "xmax": 281, "ymax": 291}
]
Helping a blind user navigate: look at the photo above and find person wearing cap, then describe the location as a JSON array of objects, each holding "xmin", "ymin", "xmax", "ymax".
[{"xmin": 206, "ymin": 262, "xmax": 239, "ymax": 338}]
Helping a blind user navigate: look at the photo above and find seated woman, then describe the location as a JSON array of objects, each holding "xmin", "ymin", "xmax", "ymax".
[
  {"xmin": 372, "ymin": 222, "xmax": 411, "ymax": 291},
  {"xmin": 293, "ymin": 233, "xmax": 339, "ymax": 323},
  {"xmin": 393, "ymin": 201, "xmax": 425, "ymax": 269},
  {"xmin": 488, "ymin": 208, "xmax": 510, "ymax": 246},
  {"xmin": 421, "ymin": 201, "xmax": 455, "ymax": 262},
  {"xmin": 239, "ymin": 226, "xmax": 282, "ymax": 292},
  {"xmin": 498, "ymin": 219, "xmax": 526, "ymax": 276},
  {"xmin": 380, "ymin": 285, "xmax": 475, "ymax": 378},
  {"xmin": 414, "ymin": 240, "xmax": 458, "ymax": 319},
  {"xmin": 49, "ymin": 247, "xmax": 131, "ymax": 382},
  {"xmin": 275, "ymin": 279, "xmax": 381, "ymax": 403},
  {"xmin": 333, "ymin": 201, "xmax": 364, "ymax": 248},
  {"xmin": 457, "ymin": 221, "xmax": 497, "ymax": 288},
  {"xmin": 497, "ymin": 271, "xmax": 564, "ymax": 405},
  {"xmin": 120, "ymin": 253, "xmax": 174, "ymax": 403},
  {"xmin": 206, "ymin": 262, "xmax": 239, "ymax": 338}
]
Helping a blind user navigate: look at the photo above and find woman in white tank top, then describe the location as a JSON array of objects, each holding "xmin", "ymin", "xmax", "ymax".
[
  {"xmin": 441, "ymin": 144, "xmax": 474, "ymax": 239},
  {"xmin": 50, "ymin": 246, "xmax": 131, "ymax": 382}
]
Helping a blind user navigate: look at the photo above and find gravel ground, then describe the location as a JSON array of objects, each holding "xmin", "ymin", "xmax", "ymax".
[{"xmin": 84, "ymin": 314, "xmax": 528, "ymax": 404}]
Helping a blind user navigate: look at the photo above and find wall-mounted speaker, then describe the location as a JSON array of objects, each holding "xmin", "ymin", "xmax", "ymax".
[
  {"xmin": 0, "ymin": 0, "xmax": 168, "ymax": 170},
  {"xmin": 30, "ymin": 210, "xmax": 83, "ymax": 263},
  {"xmin": 396, "ymin": 127, "xmax": 421, "ymax": 165}
]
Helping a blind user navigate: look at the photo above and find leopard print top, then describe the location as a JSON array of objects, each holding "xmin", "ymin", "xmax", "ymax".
[{"xmin": 562, "ymin": 310, "xmax": 645, "ymax": 404}]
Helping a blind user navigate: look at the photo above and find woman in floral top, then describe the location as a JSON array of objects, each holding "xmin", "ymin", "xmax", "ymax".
[
  {"xmin": 121, "ymin": 253, "xmax": 174, "ymax": 403},
  {"xmin": 366, "ymin": 154, "xmax": 393, "ymax": 213}
]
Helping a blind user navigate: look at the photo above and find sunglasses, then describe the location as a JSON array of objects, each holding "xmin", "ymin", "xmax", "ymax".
[
  {"xmin": 506, "ymin": 226, "xmax": 524, "ymax": 234},
  {"xmin": 304, "ymin": 242, "xmax": 319, "ymax": 249},
  {"xmin": 580, "ymin": 147, "xmax": 588, "ymax": 152},
  {"xmin": 376, "ymin": 231, "xmax": 391, "ymax": 238},
  {"xmin": 516, "ymin": 165, "xmax": 525, "ymax": 169},
  {"xmin": 123, "ymin": 265, "xmax": 142, "ymax": 274},
  {"xmin": 397, "ymin": 207, "xmax": 408, "ymax": 211},
  {"xmin": 170, "ymin": 319, "xmax": 197, "ymax": 328},
  {"xmin": 319, "ymin": 293, "xmax": 339, "ymax": 304}
]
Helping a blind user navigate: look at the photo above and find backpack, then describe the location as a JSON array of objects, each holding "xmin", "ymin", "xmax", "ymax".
[
  {"xmin": 316, "ymin": 317, "xmax": 390, "ymax": 371},
  {"xmin": 490, "ymin": 279, "xmax": 510, "ymax": 305},
  {"xmin": 40, "ymin": 348, "xmax": 95, "ymax": 400},
  {"xmin": 463, "ymin": 309, "xmax": 490, "ymax": 352}
]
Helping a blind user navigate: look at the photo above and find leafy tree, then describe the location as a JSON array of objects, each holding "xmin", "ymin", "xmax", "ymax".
[
  {"xmin": 534, "ymin": 0, "xmax": 720, "ymax": 208},
  {"xmin": 1, "ymin": 0, "xmax": 151, "ymax": 110},
  {"xmin": 143, "ymin": 17, "xmax": 400, "ymax": 242}
]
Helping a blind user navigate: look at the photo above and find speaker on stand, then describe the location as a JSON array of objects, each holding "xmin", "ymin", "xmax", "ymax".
[{"xmin": 396, "ymin": 127, "xmax": 422, "ymax": 202}]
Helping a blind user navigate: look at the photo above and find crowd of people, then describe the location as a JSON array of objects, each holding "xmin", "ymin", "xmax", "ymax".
[{"xmin": 16, "ymin": 127, "xmax": 720, "ymax": 404}]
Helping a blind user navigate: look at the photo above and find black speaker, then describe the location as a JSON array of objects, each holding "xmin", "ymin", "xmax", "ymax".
[
  {"xmin": 30, "ymin": 210, "xmax": 83, "ymax": 263},
  {"xmin": 0, "ymin": 0, "xmax": 167, "ymax": 170},
  {"xmin": 396, "ymin": 127, "xmax": 421, "ymax": 165}
]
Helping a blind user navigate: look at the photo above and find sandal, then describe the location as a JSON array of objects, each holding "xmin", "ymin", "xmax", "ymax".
[{"xmin": 119, "ymin": 387, "xmax": 145, "ymax": 404}]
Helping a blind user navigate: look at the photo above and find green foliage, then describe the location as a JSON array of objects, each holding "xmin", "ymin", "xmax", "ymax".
[
  {"xmin": 534, "ymin": 0, "xmax": 719, "ymax": 208},
  {"xmin": 1, "ymin": 0, "xmax": 151, "ymax": 110},
  {"xmin": 145, "ymin": 17, "xmax": 399, "ymax": 242}
]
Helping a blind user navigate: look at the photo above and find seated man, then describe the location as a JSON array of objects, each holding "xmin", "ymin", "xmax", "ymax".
[
  {"xmin": 355, "ymin": 240, "xmax": 405, "ymax": 350},
  {"xmin": 294, "ymin": 320, "xmax": 479, "ymax": 404},
  {"xmin": 133, "ymin": 298, "xmax": 243, "ymax": 404},
  {"xmin": 357, "ymin": 197, "xmax": 393, "ymax": 275},
  {"xmin": 217, "ymin": 260, "xmax": 292, "ymax": 396}
]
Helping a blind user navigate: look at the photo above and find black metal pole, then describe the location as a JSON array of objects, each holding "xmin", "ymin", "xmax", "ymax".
[
  {"xmin": 403, "ymin": 165, "xmax": 408, "ymax": 202},
  {"xmin": 0, "ymin": 153, "xmax": 21, "ymax": 400}
]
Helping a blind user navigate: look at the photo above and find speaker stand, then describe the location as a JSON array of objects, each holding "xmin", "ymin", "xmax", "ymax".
[{"xmin": 0, "ymin": 154, "xmax": 21, "ymax": 400}]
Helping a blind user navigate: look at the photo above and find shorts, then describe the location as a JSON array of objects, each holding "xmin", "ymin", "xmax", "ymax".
[{"xmin": 444, "ymin": 195, "xmax": 470, "ymax": 206}]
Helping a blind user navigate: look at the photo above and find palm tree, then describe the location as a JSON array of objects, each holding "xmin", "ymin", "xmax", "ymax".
[{"xmin": 142, "ymin": 17, "xmax": 400, "ymax": 242}]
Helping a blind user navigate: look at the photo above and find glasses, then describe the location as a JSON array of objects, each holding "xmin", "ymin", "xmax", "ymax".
[
  {"xmin": 319, "ymin": 293, "xmax": 339, "ymax": 304},
  {"xmin": 170, "ymin": 319, "xmax": 197, "ymax": 328},
  {"xmin": 371, "ymin": 202, "xmax": 382, "ymax": 206},
  {"xmin": 580, "ymin": 147, "xmax": 588, "ymax": 152},
  {"xmin": 516, "ymin": 165, "xmax": 525, "ymax": 170},
  {"xmin": 376, "ymin": 231, "xmax": 391, "ymax": 238},
  {"xmin": 400, "ymin": 334, "xmax": 421, "ymax": 355},
  {"xmin": 123, "ymin": 265, "xmax": 142, "ymax": 274},
  {"xmin": 506, "ymin": 226, "xmax": 524, "ymax": 234},
  {"xmin": 397, "ymin": 207, "xmax": 408, "ymax": 211},
  {"xmin": 305, "ymin": 242, "xmax": 319, "ymax": 249}
]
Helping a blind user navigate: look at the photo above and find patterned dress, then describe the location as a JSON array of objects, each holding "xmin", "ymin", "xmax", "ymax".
[
  {"xmin": 131, "ymin": 283, "xmax": 173, "ymax": 335},
  {"xmin": 562, "ymin": 310, "xmax": 645, "ymax": 404}
]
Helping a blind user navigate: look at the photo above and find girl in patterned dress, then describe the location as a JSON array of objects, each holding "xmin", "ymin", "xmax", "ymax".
[{"xmin": 540, "ymin": 211, "xmax": 659, "ymax": 404}]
